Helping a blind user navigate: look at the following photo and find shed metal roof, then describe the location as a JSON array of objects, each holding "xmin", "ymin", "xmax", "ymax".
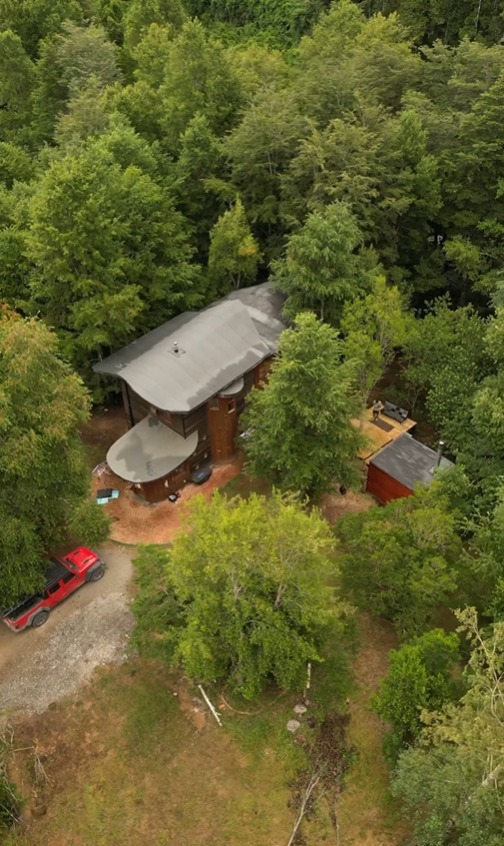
[
  {"xmin": 93, "ymin": 297, "xmax": 279, "ymax": 413},
  {"xmin": 107, "ymin": 416, "xmax": 198, "ymax": 483},
  {"xmin": 369, "ymin": 434, "xmax": 454, "ymax": 491}
]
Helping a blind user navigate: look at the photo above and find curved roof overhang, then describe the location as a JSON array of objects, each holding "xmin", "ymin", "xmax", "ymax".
[
  {"xmin": 107, "ymin": 416, "xmax": 198, "ymax": 483},
  {"xmin": 219, "ymin": 377, "xmax": 244, "ymax": 398}
]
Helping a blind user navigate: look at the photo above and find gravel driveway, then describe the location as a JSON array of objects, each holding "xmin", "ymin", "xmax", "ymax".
[{"xmin": 0, "ymin": 543, "xmax": 135, "ymax": 717}]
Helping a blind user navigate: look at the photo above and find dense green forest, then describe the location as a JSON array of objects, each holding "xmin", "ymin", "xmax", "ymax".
[
  {"xmin": 3, "ymin": 0, "xmax": 504, "ymax": 497},
  {"xmin": 2, "ymin": 1, "xmax": 504, "ymax": 843}
]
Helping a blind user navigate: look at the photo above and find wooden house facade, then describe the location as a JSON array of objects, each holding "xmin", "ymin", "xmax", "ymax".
[{"xmin": 93, "ymin": 284, "xmax": 284, "ymax": 502}]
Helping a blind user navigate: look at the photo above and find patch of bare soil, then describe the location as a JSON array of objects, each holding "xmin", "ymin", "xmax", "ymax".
[
  {"xmin": 80, "ymin": 406, "xmax": 128, "ymax": 458},
  {"xmin": 320, "ymin": 489, "xmax": 375, "ymax": 525},
  {"xmin": 83, "ymin": 407, "xmax": 243, "ymax": 544},
  {"xmin": 91, "ymin": 459, "xmax": 243, "ymax": 544},
  {"xmin": 174, "ymin": 679, "xmax": 208, "ymax": 732},
  {"xmin": 289, "ymin": 711, "xmax": 355, "ymax": 845}
]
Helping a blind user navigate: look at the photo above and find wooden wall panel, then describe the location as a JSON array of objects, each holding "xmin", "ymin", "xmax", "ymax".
[
  {"xmin": 366, "ymin": 463, "xmax": 413, "ymax": 505},
  {"xmin": 182, "ymin": 405, "xmax": 207, "ymax": 436},
  {"xmin": 137, "ymin": 460, "xmax": 192, "ymax": 502},
  {"xmin": 125, "ymin": 384, "xmax": 151, "ymax": 426},
  {"xmin": 208, "ymin": 396, "xmax": 238, "ymax": 463},
  {"xmin": 156, "ymin": 409, "xmax": 185, "ymax": 436}
]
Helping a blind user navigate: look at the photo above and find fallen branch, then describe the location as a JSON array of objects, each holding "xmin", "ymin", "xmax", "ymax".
[
  {"xmin": 219, "ymin": 694, "xmax": 262, "ymax": 716},
  {"xmin": 286, "ymin": 771, "xmax": 322, "ymax": 846},
  {"xmin": 219, "ymin": 689, "xmax": 287, "ymax": 716}
]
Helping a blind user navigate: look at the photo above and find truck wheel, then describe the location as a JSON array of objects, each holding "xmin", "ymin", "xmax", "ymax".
[
  {"xmin": 89, "ymin": 565, "xmax": 105, "ymax": 582},
  {"xmin": 31, "ymin": 610, "xmax": 49, "ymax": 628}
]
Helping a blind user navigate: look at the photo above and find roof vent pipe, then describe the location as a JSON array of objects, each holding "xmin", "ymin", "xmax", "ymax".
[
  {"xmin": 173, "ymin": 341, "xmax": 179, "ymax": 355},
  {"xmin": 436, "ymin": 440, "xmax": 445, "ymax": 468}
]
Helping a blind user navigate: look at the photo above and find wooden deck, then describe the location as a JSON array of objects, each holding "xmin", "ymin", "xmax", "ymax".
[{"xmin": 353, "ymin": 407, "xmax": 416, "ymax": 463}]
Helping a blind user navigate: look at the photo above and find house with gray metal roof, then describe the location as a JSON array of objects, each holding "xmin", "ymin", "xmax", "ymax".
[{"xmin": 93, "ymin": 283, "xmax": 286, "ymax": 501}]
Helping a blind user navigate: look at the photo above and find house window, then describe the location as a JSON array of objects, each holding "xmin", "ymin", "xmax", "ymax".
[
  {"xmin": 227, "ymin": 400, "xmax": 236, "ymax": 414},
  {"xmin": 209, "ymin": 398, "xmax": 219, "ymax": 411}
]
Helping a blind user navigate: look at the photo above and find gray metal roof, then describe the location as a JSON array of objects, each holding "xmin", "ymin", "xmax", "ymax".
[
  {"xmin": 107, "ymin": 416, "xmax": 198, "ymax": 483},
  {"xmin": 369, "ymin": 434, "xmax": 454, "ymax": 491},
  {"xmin": 220, "ymin": 281, "xmax": 287, "ymax": 349},
  {"xmin": 93, "ymin": 286, "xmax": 285, "ymax": 412}
]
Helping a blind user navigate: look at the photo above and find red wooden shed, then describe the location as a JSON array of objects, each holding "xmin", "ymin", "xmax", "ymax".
[{"xmin": 366, "ymin": 434, "xmax": 454, "ymax": 505}]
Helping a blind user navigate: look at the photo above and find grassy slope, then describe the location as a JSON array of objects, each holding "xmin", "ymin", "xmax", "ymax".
[
  {"xmin": 5, "ymin": 613, "xmax": 406, "ymax": 846},
  {"xmin": 4, "ymin": 623, "xmax": 358, "ymax": 845},
  {"xmin": 6, "ymin": 663, "xmax": 299, "ymax": 846}
]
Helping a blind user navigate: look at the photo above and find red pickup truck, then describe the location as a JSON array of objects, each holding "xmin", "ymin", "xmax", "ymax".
[{"xmin": 1, "ymin": 547, "xmax": 105, "ymax": 632}]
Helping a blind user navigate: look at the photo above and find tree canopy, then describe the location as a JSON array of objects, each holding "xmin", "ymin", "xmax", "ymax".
[
  {"xmin": 335, "ymin": 486, "xmax": 461, "ymax": 637},
  {"xmin": 242, "ymin": 312, "xmax": 363, "ymax": 497},
  {"xmin": 3, "ymin": 1, "xmax": 504, "ymax": 840},
  {"xmin": 132, "ymin": 491, "xmax": 343, "ymax": 699},
  {"xmin": 373, "ymin": 628, "xmax": 460, "ymax": 761},
  {"xmin": 0, "ymin": 314, "xmax": 108, "ymax": 606},
  {"xmin": 1, "ymin": 0, "xmax": 504, "ymax": 404},
  {"xmin": 392, "ymin": 609, "xmax": 504, "ymax": 846}
]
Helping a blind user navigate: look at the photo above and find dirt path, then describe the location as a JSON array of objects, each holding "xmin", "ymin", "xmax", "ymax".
[
  {"xmin": 338, "ymin": 613, "xmax": 407, "ymax": 846},
  {"xmin": 0, "ymin": 543, "xmax": 135, "ymax": 718}
]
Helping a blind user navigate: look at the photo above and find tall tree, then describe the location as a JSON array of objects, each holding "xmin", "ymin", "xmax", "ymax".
[
  {"xmin": 0, "ymin": 182, "xmax": 32, "ymax": 308},
  {"xmin": 373, "ymin": 628, "xmax": 460, "ymax": 761},
  {"xmin": 439, "ymin": 70, "xmax": 504, "ymax": 301},
  {"xmin": 346, "ymin": 12, "xmax": 421, "ymax": 111},
  {"xmin": 273, "ymin": 202, "xmax": 374, "ymax": 323},
  {"xmin": 294, "ymin": 0, "xmax": 365, "ymax": 125},
  {"xmin": 174, "ymin": 112, "xmax": 226, "ymax": 255},
  {"xmin": 223, "ymin": 86, "xmax": 309, "ymax": 248},
  {"xmin": 0, "ymin": 0, "xmax": 84, "ymax": 57},
  {"xmin": 25, "ymin": 131, "xmax": 201, "ymax": 384},
  {"xmin": 0, "ymin": 30, "xmax": 36, "ymax": 145},
  {"xmin": 132, "ymin": 491, "xmax": 342, "ymax": 699},
  {"xmin": 113, "ymin": 23, "xmax": 174, "ymax": 141},
  {"xmin": 158, "ymin": 19, "xmax": 243, "ymax": 153},
  {"xmin": 208, "ymin": 197, "xmax": 261, "ymax": 293},
  {"xmin": 464, "ymin": 484, "xmax": 504, "ymax": 615},
  {"xmin": 456, "ymin": 304, "xmax": 504, "ymax": 503},
  {"xmin": 0, "ymin": 314, "xmax": 109, "ymax": 606},
  {"xmin": 335, "ymin": 487, "xmax": 461, "ymax": 637},
  {"xmin": 341, "ymin": 276, "xmax": 411, "ymax": 411},
  {"xmin": 31, "ymin": 20, "xmax": 122, "ymax": 144},
  {"xmin": 402, "ymin": 300, "xmax": 490, "ymax": 445},
  {"xmin": 242, "ymin": 312, "xmax": 363, "ymax": 496},
  {"xmin": 392, "ymin": 608, "xmax": 504, "ymax": 846},
  {"xmin": 122, "ymin": 0, "xmax": 186, "ymax": 54}
]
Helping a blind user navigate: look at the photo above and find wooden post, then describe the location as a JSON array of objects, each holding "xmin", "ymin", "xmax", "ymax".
[{"xmin": 303, "ymin": 662, "xmax": 312, "ymax": 704}]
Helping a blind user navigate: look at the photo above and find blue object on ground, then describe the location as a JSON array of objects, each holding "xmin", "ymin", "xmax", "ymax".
[
  {"xmin": 190, "ymin": 466, "xmax": 212, "ymax": 485},
  {"xmin": 96, "ymin": 488, "xmax": 120, "ymax": 504}
]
